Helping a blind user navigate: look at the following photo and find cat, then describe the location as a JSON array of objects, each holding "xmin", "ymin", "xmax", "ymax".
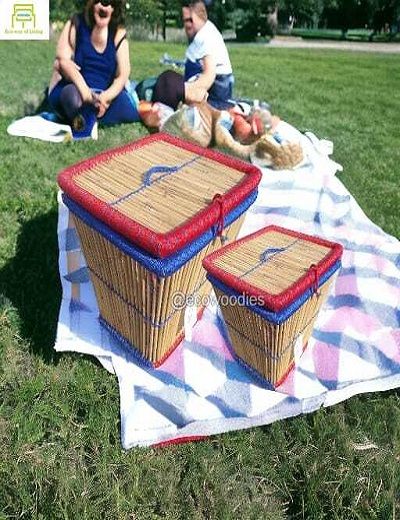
[{"xmin": 159, "ymin": 100, "xmax": 304, "ymax": 170}]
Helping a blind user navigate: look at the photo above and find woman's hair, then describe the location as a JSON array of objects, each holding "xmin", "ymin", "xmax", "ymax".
[{"xmin": 84, "ymin": 0, "xmax": 126, "ymax": 33}]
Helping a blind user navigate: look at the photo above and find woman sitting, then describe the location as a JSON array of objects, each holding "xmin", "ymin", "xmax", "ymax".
[{"xmin": 48, "ymin": 0, "xmax": 140, "ymax": 134}]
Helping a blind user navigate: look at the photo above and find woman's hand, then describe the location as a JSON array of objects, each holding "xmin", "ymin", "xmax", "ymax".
[{"xmin": 94, "ymin": 91, "xmax": 111, "ymax": 118}]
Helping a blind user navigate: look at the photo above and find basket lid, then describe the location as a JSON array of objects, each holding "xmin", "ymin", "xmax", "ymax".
[
  {"xmin": 203, "ymin": 225, "xmax": 343, "ymax": 312},
  {"xmin": 58, "ymin": 133, "xmax": 261, "ymax": 258}
]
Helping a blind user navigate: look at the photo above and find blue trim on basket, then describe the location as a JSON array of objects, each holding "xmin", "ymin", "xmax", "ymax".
[
  {"xmin": 62, "ymin": 190, "xmax": 257, "ymax": 278},
  {"xmin": 233, "ymin": 353, "xmax": 276, "ymax": 389},
  {"xmin": 207, "ymin": 260, "xmax": 341, "ymax": 324},
  {"xmin": 100, "ymin": 316, "xmax": 156, "ymax": 369}
]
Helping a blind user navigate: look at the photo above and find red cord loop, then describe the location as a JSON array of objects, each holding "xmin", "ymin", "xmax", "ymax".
[
  {"xmin": 213, "ymin": 193, "xmax": 225, "ymax": 238},
  {"xmin": 309, "ymin": 263, "xmax": 320, "ymax": 295}
]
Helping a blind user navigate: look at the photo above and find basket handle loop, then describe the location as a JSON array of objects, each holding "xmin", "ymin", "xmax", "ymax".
[
  {"xmin": 309, "ymin": 263, "xmax": 320, "ymax": 296},
  {"xmin": 212, "ymin": 193, "xmax": 227, "ymax": 243}
]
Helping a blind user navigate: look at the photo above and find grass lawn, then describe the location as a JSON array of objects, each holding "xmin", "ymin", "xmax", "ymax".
[
  {"xmin": 290, "ymin": 28, "xmax": 400, "ymax": 42},
  {"xmin": 0, "ymin": 39, "xmax": 399, "ymax": 519}
]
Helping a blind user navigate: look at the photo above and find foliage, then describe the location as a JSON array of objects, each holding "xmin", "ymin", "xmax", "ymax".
[
  {"xmin": 226, "ymin": 0, "xmax": 278, "ymax": 40},
  {"xmin": 48, "ymin": 0, "xmax": 400, "ymax": 39},
  {"xmin": 50, "ymin": 0, "xmax": 81, "ymax": 22},
  {"xmin": 281, "ymin": 0, "xmax": 336, "ymax": 27}
]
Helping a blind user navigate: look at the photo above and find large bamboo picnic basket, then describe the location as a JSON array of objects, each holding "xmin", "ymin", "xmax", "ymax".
[
  {"xmin": 203, "ymin": 225, "xmax": 343, "ymax": 386},
  {"xmin": 58, "ymin": 133, "xmax": 261, "ymax": 367}
]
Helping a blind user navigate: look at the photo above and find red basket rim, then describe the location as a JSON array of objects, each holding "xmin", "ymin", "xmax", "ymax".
[
  {"xmin": 202, "ymin": 225, "xmax": 343, "ymax": 312},
  {"xmin": 58, "ymin": 133, "xmax": 261, "ymax": 258}
]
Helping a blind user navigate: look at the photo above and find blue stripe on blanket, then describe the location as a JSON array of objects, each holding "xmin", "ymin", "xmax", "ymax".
[
  {"xmin": 69, "ymin": 299, "xmax": 91, "ymax": 313},
  {"xmin": 328, "ymin": 295, "xmax": 400, "ymax": 324},
  {"xmin": 261, "ymin": 182, "xmax": 351, "ymax": 204},
  {"xmin": 313, "ymin": 330, "xmax": 400, "ymax": 372},
  {"xmin": 135, "ymin": 388, "xmax": 192, "ymax": 428},
  {"xmin": 185, "ymin": 341, "xmax": 255, "ymax": 386},
  {"xmin": 340, "ymin": 266, "xmax": 400, "ymax": 286},
  {"xmin": 206, "ymin": 395, "xmax": 248, "ymax": 418},
  {"xmin": 65, "ymin": 228, "xmax": 80, "ymax": 251},
  {"xmin": 336, "ymin": 238, "xmax": 400, "ymax": 260},
  {"xmin": 64, "ymin": 267, "xmax": 90, "ymax": 284}
]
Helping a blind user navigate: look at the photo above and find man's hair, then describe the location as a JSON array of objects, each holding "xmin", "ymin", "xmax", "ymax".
[{"xmin": 182, "ymin": 1, "xmax": 208, "ymax": 22}]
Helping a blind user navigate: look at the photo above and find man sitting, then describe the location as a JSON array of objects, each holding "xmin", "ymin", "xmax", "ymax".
[
  {"xmin": 150, "ymin": 0, "xmax": 234, "ymax": 111},
  {"xmin": 182, "ymin": 0, "xmax": 234, "ymax": 109}
]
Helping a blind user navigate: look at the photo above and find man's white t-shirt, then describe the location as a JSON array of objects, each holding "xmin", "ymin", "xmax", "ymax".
[{"xmin": 184, "ymin": 20, "xmax": 232, "ymax": 80}]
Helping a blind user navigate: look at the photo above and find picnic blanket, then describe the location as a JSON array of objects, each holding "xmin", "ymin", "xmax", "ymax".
[{"xmin": 55, "ymin": 121, "xmax": 400, "ymax": 449}]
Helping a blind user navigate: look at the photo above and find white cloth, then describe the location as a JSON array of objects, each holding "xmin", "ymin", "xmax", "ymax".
[
  {"xmin": 185, "ymin": 20, "xmax": 232, "ymax": 77},
  {"xmin": 7, "ymin": 115, "xmax": 72, "ymax": 142},
  {"xmin": 55, "ymin": 123, "xmax": 400, "ymax": 448}
]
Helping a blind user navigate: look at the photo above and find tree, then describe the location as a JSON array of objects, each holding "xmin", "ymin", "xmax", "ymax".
[
  {"xmin": 50, "ymin": 0, "xmax": 80, "ymax": 21},
  {"xmin": 227, "ymin": 0, "xmax": 283, "ymax": 40}
]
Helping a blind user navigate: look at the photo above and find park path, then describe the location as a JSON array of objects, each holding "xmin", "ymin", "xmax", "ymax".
[{"xmin": 268, "ymin": 35, "xmax": 400, "ymax": 53}]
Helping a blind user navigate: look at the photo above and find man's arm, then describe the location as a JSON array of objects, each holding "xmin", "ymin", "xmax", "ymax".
[{"xmin": 184, "ymin": 54, "xmax": 216, "ymax": 104}]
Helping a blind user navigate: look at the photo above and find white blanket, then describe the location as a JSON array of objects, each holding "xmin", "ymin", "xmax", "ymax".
[
  {"xmin": 7, "ymin": 114, "xmax": 72, "ymax": 142},
  {"xmin": 55, "ymin": 122, "xmax": 400, "ymax": 448}
]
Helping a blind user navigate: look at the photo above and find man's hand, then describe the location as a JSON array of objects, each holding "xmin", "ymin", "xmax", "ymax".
[{"xmin": 184, "ymin": 81, "xmax": 208, "ymax": 104}]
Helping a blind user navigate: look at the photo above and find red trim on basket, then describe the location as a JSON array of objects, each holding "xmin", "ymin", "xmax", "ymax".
[
  {"xmin": 58, "ymin": 133, "xmax": 261, "ymax": 258},
  {"xmin": 274, "ymin": 360, "xmax": 295, "ymax": 387},
  {"xmin": 152, "ymin": 435, "xmax": 208, "ymax": 449},
  {"xmin": 202, "ymin": 225, "xmax": 343, "ymax": 312},
  {"xmin": 275, "ymin": 341, "xmax": 309, "ymax": 387},
  {"xmin": 154, "ymin": 330, "xmax": 185, "ymax": 368},
  {"xmin": 274, "ymin": 361, "xmax": 295, "ymax": 387}
]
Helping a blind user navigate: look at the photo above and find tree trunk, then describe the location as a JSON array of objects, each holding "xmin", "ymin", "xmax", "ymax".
[{"xmin": 267, "ymin": 5, "xmax": 279, "ymax": 35}]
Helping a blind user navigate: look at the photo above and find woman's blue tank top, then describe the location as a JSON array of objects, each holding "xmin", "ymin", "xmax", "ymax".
[{"xmin": 74, "ymin": 14, "xmax": 117, "ymax": 91}]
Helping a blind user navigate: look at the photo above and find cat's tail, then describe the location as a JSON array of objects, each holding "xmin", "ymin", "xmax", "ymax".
[{"xmin": 214, "ymin": 114, "xmax": 258, "ymax": 159}]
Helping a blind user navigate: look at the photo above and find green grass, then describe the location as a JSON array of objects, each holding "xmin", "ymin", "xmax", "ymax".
[
  {"xmin": 0, "ymin": 40, "xmax": 399, "ymax": 519},
  {"xmin": 291, "ymin": 28, "xmax": 345, "ymax": 40},
  {"xmin": 291, "ymin": 27, "xmax": 400, "ymax": 42}
]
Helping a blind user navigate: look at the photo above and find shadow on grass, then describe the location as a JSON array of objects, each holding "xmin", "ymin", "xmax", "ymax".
[{"xmin": 0, "ymin": 209, "xmax": 61, "ymax": 363}]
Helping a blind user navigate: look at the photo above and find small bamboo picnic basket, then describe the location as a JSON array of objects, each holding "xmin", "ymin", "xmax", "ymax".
[
  {"xmin": 203, "ymin": 225, "xmax": 343, "ymax": 386},
  {"xmin": 58, "ymin": 133, "xmax": 261, "ymax": 367}
]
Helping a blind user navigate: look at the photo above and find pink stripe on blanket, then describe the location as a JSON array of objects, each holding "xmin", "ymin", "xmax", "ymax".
[
  {"xmin": 193, "ymin": 317, "xmax": 234, "ymax": 361},
  {"xmin": 375, "ymin": 330, "xmax": 400, "ymax": 363},
  {"xmin": 319, "ymin": 308, "xmax": 400, "ymax": 362},
  {"xmin": 276, "ymin": 368, "xmax": 295, "ymax": 394},
  {"xmin": 312, "ymin": 342, "xmax": 340, "ymax": 380},
  {"xmin": 334, "ymin": 274, "xmax": 358, "ymax": 296},
  {"xmin": 321, "ymin": 307, "xmax": 386, "ymax": 337},
  {"xmin": 342, "ymin": 251, "xmax": 397, "ymax": 276},
  {"xmin": 158, "ymin": 339, "xmax": 185, "ymax": 378}
]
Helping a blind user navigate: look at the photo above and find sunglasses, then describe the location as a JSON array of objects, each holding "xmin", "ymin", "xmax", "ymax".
[{"xmin": 97, "ymin": 0, "xmax": 115, "ymax": 7}]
